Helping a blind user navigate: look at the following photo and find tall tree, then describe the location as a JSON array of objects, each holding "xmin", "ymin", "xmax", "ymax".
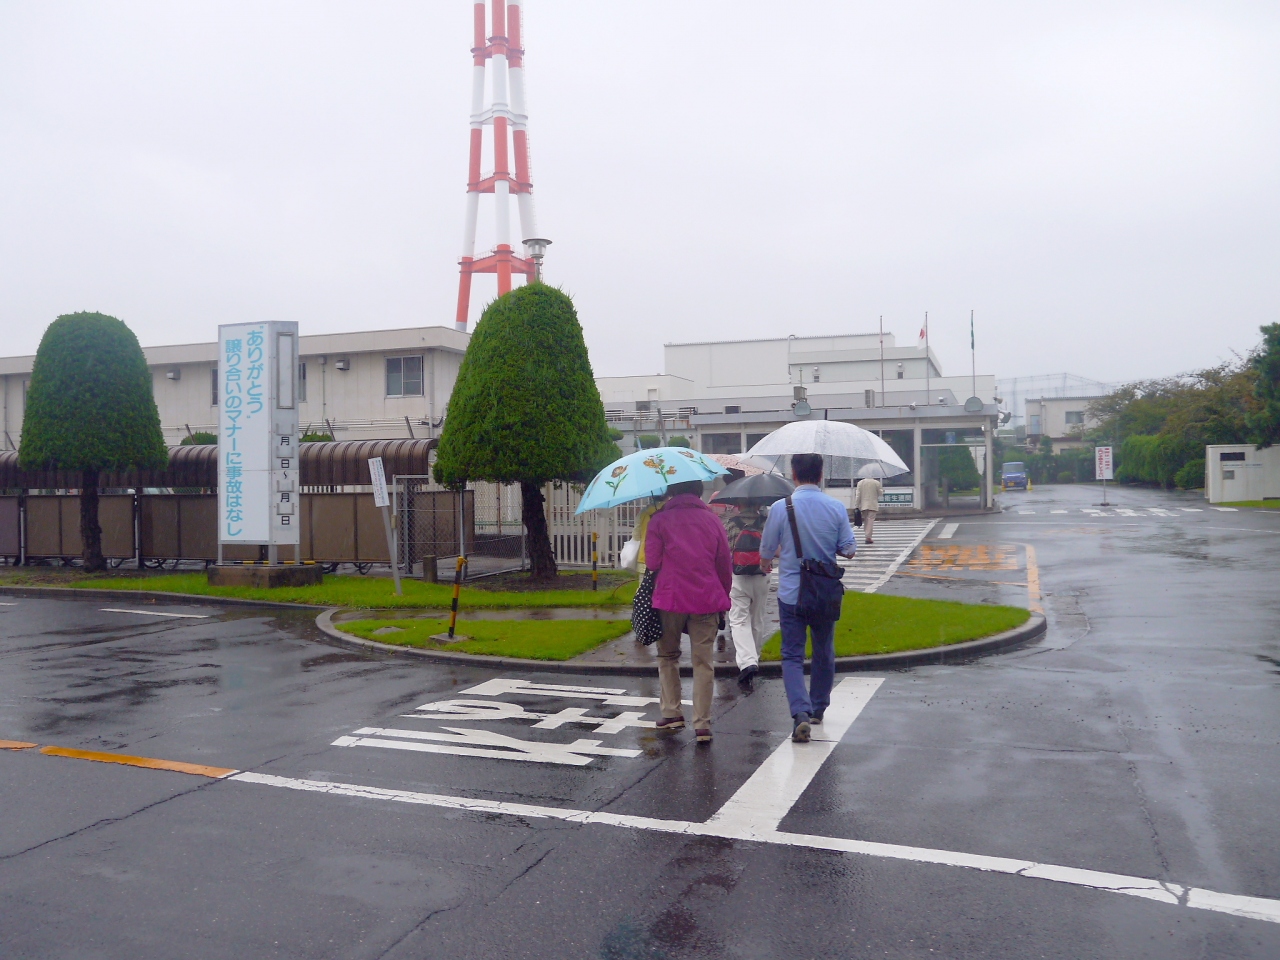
[
  {"xmin": 433, "ymin": 285, "xmax": 615, "ymax": 579},
  {"xmin": 20, "ymin": 313, "xmax": 167, "ymax": 571},
  {"xmin": 1247, "ymin": 322, "xmax": 1280, "ymax": 447}
]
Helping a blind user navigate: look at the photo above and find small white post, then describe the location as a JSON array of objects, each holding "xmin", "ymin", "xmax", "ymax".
[{"xmin": 369, "ymin": 456, "xmax": 401, "ymax": 596}]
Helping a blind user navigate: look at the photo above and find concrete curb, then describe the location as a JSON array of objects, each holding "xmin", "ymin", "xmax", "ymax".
[
  {"xmin": 0, "ymin": 584, "xmax": 320, "ymax": 611},
  {"xmin": 313, "ymin": 608, "xmax": 1048, "ymax": 677}
]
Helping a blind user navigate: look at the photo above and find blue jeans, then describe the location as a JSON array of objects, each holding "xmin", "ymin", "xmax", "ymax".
[{"xmin": 778, "ymin": 600, "xmax": 837, "ymax": 719}]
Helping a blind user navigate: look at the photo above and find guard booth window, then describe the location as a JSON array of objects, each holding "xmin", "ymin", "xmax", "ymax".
[
  {"xmin": 210, "ymin": 367, "xmax": 218, "ymax": 406},
  {"xmin": 298, "ymin": 362, "xmax": 307, "ymax": 402},
  {"xmin": 386, "ymin": 356, "xmax": 424, "ymax": 397},
  {"xmin": 702, "ymin": 433, "xmax": 742, "ymax": 455}
]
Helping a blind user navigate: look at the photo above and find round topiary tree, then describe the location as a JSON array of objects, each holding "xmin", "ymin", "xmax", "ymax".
[
  {"xmin": 434, "ymin": 285, "xmax": 615, "ymax": 580},
  {"xmin": 20, "ymin": 313, "xmax": 167, "ymax": 571}
]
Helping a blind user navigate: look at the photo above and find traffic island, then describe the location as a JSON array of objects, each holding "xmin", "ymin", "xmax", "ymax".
[{"xmin": 207, "ymin": 565, "xmax": 324, "ymax": 589}]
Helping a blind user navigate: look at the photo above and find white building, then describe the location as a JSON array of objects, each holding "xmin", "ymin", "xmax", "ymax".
[
  {"xmin": 1205, "ymin": 444, "xmax": 1280, "ymax": 504},
  {"xmin": 596, "ymin": 333, "xmax": 1002, "ymax": 512},
  {"xmin": 1024, "ymin": 396, "xmax": 1106, "ymax": 453},
  {"xmin": 0, "ymin": 325, "xmax": 469, "ymax": 448}
]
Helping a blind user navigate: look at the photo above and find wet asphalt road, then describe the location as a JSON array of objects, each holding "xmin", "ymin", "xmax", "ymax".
[{"xmin": 1, "ymin": 484, "xmax": 1279, "ymax": 959}]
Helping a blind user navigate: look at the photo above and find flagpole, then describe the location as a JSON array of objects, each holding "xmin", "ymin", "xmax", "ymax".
[
  {"xmin": 879, "ymin": 315, "xmax": 884, "ymax": 408},
  {"xmin": 970, "ymin": 309, "xmax": 976, "ymax": 399},
  {"xmin": 924, "ymin": 311, "xmax": 930, "ymax": 407}
]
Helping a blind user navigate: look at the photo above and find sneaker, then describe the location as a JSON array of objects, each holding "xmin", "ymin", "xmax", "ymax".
[
  {"xmin": 737, "ymin": 664, "xmax": 758, "ymax": 692},
  {"xmin": 792, "ymin": 713, "xmax": 811, "ymax": 743},
  {"xmin": 655, "ymin": 716, "xmax": 685, "ymax": 732},
  {"xmin": 695, "ymin": 728, "xmax": 712, "ymax": 743}
]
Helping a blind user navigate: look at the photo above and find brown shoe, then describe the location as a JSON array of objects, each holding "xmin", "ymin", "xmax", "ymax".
[
  {"xmin": 655, "ymin": 716, "xmax": 685, "ymax": 732},
  {"xmin": 695, "ymin": 728, "xmax": 712, "ymax": 743}
]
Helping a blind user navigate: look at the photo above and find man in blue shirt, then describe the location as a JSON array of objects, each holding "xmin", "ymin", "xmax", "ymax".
[{"xmin": 760, "ymin": 453, "xmax": 856, "ymax": 742}]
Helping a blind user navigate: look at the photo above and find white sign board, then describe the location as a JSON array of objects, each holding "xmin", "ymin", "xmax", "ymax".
[
  {"xmin": 1095, "ymin": 446, "xmax": 1114, "ymax": 481},
  {"xmin": 879, "ymin": 488, "xmax": 915, "ymax": 509},
  {"xmin": 218, "ymin": 322, "xmax": 299, "ymax": 546},
  {"xmin": 369, "ymin": 457, "xmax": 390, "ymax": 509}
]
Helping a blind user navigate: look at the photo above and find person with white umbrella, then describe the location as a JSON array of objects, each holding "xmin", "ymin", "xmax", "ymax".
[{"xmin": 759, "ymin": 453, "xmax": 856, "ymax": 743}]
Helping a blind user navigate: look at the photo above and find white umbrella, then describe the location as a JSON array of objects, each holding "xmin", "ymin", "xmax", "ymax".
[{"xmin": 743, "ymin": 420, "xmax": 910, "ymax": 479}]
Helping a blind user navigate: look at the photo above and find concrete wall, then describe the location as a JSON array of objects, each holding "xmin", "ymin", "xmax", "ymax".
[{"xmin": 1206, "ymin": 444, "xmax": 1280, "ymax": 503}]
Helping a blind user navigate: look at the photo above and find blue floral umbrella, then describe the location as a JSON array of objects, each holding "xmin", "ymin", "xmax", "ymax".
[{"xmin": 575, "ymin": 447, "xmax": 729, "ymax": 513}]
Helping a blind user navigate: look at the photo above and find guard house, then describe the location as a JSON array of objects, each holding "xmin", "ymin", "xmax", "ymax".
[{"xmin": 596, "ymin": 333, "xmax": 1002, "ymax": 512}]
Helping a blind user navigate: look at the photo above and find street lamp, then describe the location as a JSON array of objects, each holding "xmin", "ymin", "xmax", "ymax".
[{"xmin": 523, "ymin": 238, "xmax": 552, "ymax": 282}]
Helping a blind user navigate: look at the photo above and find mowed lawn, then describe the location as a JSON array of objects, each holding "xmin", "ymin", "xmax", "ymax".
[
  {"xmin": 760, "ymin": 592, "xmax": 1030, "ymax": 660},
  {"xmin": 338, "ymin": 616, "xmax": 633, "ymax": 661},
  {"xmin": 68, "ymin": 572, "xmax": 638, "ymax": 610}
]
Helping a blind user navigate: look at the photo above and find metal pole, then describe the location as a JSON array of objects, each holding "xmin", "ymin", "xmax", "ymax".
[
  {"xmin": 380, "ymin": 504, "xmax": 402, "ymax": 595},
  {"xmin": 879, "ymin": 315, "xmax": 885, "ymax": 407},
  {"xmin": 591, "ymin": 529, "xmax": 598, "ymax": 591}
]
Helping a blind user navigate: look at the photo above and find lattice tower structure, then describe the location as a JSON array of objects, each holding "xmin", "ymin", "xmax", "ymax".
[{"xmin": 455, "ymin": 0, "xmax": 542, "ymax": 331}]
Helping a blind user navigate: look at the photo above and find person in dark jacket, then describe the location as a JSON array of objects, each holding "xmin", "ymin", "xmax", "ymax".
[
  {"xmin": 724, "ymin": 501, "xmax": 771, "ymax": 692},
  {"xmin": 645, "ymin": 480, "xmax": 733, "ymax": 743}
]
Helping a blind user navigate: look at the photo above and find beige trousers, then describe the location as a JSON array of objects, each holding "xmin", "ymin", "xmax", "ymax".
[
  {"xmin": 657, "ymin": 611, "xmax": 718, "ymax": 729},
  {"xmin": 863, "ymin": 509, "xmax": 878, "ymax": 541},
  {"xmin": 728, "ymin": 574, "xmax": 771, "ymax": 671}
]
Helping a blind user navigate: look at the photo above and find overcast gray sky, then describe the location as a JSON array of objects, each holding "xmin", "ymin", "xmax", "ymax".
[{"xmin": 1, "ymin": 2, "xmax": 1277, "ymax": 385}]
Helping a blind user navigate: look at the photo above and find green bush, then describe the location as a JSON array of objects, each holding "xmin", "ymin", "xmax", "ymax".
[
  {"xmin": 668, "ymin": 435, "xmax": 691, "ymax": 448},
  {"xmin": 20, "ymin": 312, "xmax": 166, "ymax": 570},
  {"xmin": 637, "ymin": 434, "xmax": 662, "ymax": 449},
  {"xmin": 1174, "ymin": 458, "xmax": 1206, "ymax": 490},
  {"xmin": 180, "ymin": 431, "xmax": 217, "ymax": 445},
  {"xmin": 1057, "ymin": 471, "xmax": 1074, "ymax": 483},
  {"xmin": 300, "ymin": 432, "xmax": 335, "ymax": 442},
  {"xmin": 433, "ymin": 284, "xmax": 614, "ymax": 579}
]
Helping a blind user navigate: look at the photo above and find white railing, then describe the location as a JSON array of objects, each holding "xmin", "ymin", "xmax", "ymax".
[{"xmin": 543, "ymin": 483, "xmax": 644, "ymax": 568}]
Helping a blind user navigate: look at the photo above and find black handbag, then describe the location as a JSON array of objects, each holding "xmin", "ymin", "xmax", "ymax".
[
  {"xmin": 785, "ymin": 497, "xmax": 846, "ymax": 623},
  {"xmin": 853, "ymin": 507, "xmax": 864, "ymax": 528},
  {"xmin": 631, "ymin": 569, "xmax": 664, "ymax": 645}
]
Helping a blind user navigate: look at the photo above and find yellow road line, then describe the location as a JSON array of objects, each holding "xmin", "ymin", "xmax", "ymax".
[
  {"xmin": 37, "ymin": 746, "xmax": 238, "ymax": 779},
  {"xmin": 0, "ymin": 739, "xmax": 38, "ymax": 750},
  {"xmin": 895, "ymin": 571, "xmax": 1029, "ymax": 586},
  {"xmin": 1025, "ymin": 544, "xmax": 1043, "ymax": 613}
]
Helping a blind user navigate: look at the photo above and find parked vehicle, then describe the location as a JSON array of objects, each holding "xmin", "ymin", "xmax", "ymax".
[{"xmin": 1001, "ymin": 461, "xmax": 1029, "ymax": 491}]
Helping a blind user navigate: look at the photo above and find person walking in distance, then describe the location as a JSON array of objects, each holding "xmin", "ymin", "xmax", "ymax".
[
  {"xmin": 855, "ymin": 474, "xmax": 883, "ymax": 544},
  {"xmin": 724, "ymin": 501, "xmax": 771, "ymax": 692},
  {"xmin": 645, "ymin": 480, "xmax": 733, "ymax": 744},
  {"xmin": 760, "ymin": 454, "xmax": 856, "ymax": 742}
]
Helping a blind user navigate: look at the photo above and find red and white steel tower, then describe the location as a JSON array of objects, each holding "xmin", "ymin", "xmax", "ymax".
[{"xmin": 454, "ymin": 0, "xmax": 547, "ymax": 332}]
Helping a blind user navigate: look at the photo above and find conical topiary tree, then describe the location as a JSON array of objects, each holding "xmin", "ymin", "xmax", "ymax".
[
  {"xmin": 20, "ymin": 313, "xmax": 167, "ymax": 571},
  {"xmin": 434, "ymin": 284, "xmax": 616, "ymax": 579}
]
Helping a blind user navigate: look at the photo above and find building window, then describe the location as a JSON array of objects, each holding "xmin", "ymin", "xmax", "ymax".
[
  {"xmin": 634, "ymin": 400, "xmax": 651, "ymax": 413},
  {"xmin": 298, "ymin": 362, "xmax": 307, "ymax": 402},
  {"xmin": 1219, "ymin": 451, "xmax": 1246, "ymax": 462},
  {"xmin": 724, "ymin": 405, "xmax": 741, "ymax": 415},
  {"xmin": 746, "ymin": 433, "xmax": 768, "ymax": 449},
  {"xmin": 386, "ymin": 356, "xmax": 424, "ymax": 397},
  {"xmin": 1028, "ymin": 415, "xmax": 1041, "ymax": 435},
  {"xmin": 702, "ymin": 433, "xmax": 742, "ymax": 455},
  {"xmin": 1065, "ymin": 411, "xmax": 1084, "ymax": 425},
  {"xmin": 211, "ymin": 367, "xmax": 218, "ymax": 406}
]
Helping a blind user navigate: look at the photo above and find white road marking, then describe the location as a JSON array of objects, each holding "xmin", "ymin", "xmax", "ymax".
[
  {"xmin": 705, "ymin": 677, "xmax": 882, "ymax": 834},
  {"xmin": 0, "ymin": 602, "xmax": 16, "ymax": 606},
  {"xmin": 852, "ymin": 519, "xmax": 938, "ymax": 593},
  {"xmin": 1115, "ymin": 508, "xmax": 1139, "ymax": 517},
  {"xmin": 1211, "ymin": 507, "xmax": 1238, "ymax": 512},
  {"xmin": 1180, "ymin": 508, "xmax": 1203, "ymax": 512},
  {"xmin": 1148, "ymin": 508, "xmax": 1177, "ymax": 517},
  {"xmin": 1050, "ymin": 510, "xmax": 1067, "ymax": 514},
  {"xmin": 1018, "ymin": 510, "xmax": 1035, "ymax": 515},
  {"xmin": 333, "ymin": 726, "xmax": 642, "ymax": 765},
  {"xmin": 457, "ymin": 677, "xmax": 660, "ymax": 707},
  {"xmin": 937, "ymin": 523, "xmax": 959, "ymax": 539},
  {"xmin": 229, "ymin": 772, "xmax": 1280, "ymax": 926},
  {"xmin": 100, "ymin": 608, "xmax": 210, "ymax": 619}
]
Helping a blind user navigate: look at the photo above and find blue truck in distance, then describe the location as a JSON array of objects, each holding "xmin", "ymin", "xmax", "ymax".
[{"xmin": 1001, "ymin": 461, "xmax": 1028, "ymax": 491}]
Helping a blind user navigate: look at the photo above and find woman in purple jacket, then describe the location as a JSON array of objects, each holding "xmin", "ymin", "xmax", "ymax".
[{"xmin": 644, "ymin": 480, "xmax": 733, "ymax": 743}]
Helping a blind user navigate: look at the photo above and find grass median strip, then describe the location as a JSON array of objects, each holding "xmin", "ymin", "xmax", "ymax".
[
  {"xmin": 338, "ymin": 616, "xmax": 634, "ymax": 661},
  {"xmin": 759, "ymin": 592, "xmax": 1030, "ymax": 660},
  {"xmin": 65, "ymin": 572, "xmax": 638, "ymax": 610}
]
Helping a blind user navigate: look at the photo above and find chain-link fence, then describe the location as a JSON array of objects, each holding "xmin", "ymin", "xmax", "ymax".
[{"xmin": 394, "ymin": 476, "xmax": 526, "ymax": 580}]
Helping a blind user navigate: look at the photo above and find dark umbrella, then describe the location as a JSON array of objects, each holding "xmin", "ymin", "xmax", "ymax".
[{"xmin": 711, "ymin": 472, "xmax": 795, "ymax": 504}]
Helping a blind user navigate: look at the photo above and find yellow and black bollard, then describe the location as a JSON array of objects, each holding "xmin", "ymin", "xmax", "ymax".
[
  {"xmin": 447, "ymin": 554, "xmax": 468, "ymax": 639},
  {"xmin": 591, "ymin": 531, "xmax": 599, "ymax": 591}
]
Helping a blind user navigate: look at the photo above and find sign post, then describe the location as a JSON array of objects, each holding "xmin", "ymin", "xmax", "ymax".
[
  {"xmin": 1095, "ymin": 446, "xmax": 1114, "ymax": 506},
  {"xmin": 369, "ymin": 457, "xmax": 401, "ymax": 596},
  {"xmin": 215, "ymin": 321, "xmax": 306, "ymax": 584}
]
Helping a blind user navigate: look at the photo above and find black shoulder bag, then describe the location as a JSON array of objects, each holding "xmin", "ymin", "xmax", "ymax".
[{"xmin": 785, "ymin": 496, "xmax": 846, "ymax": 623}]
